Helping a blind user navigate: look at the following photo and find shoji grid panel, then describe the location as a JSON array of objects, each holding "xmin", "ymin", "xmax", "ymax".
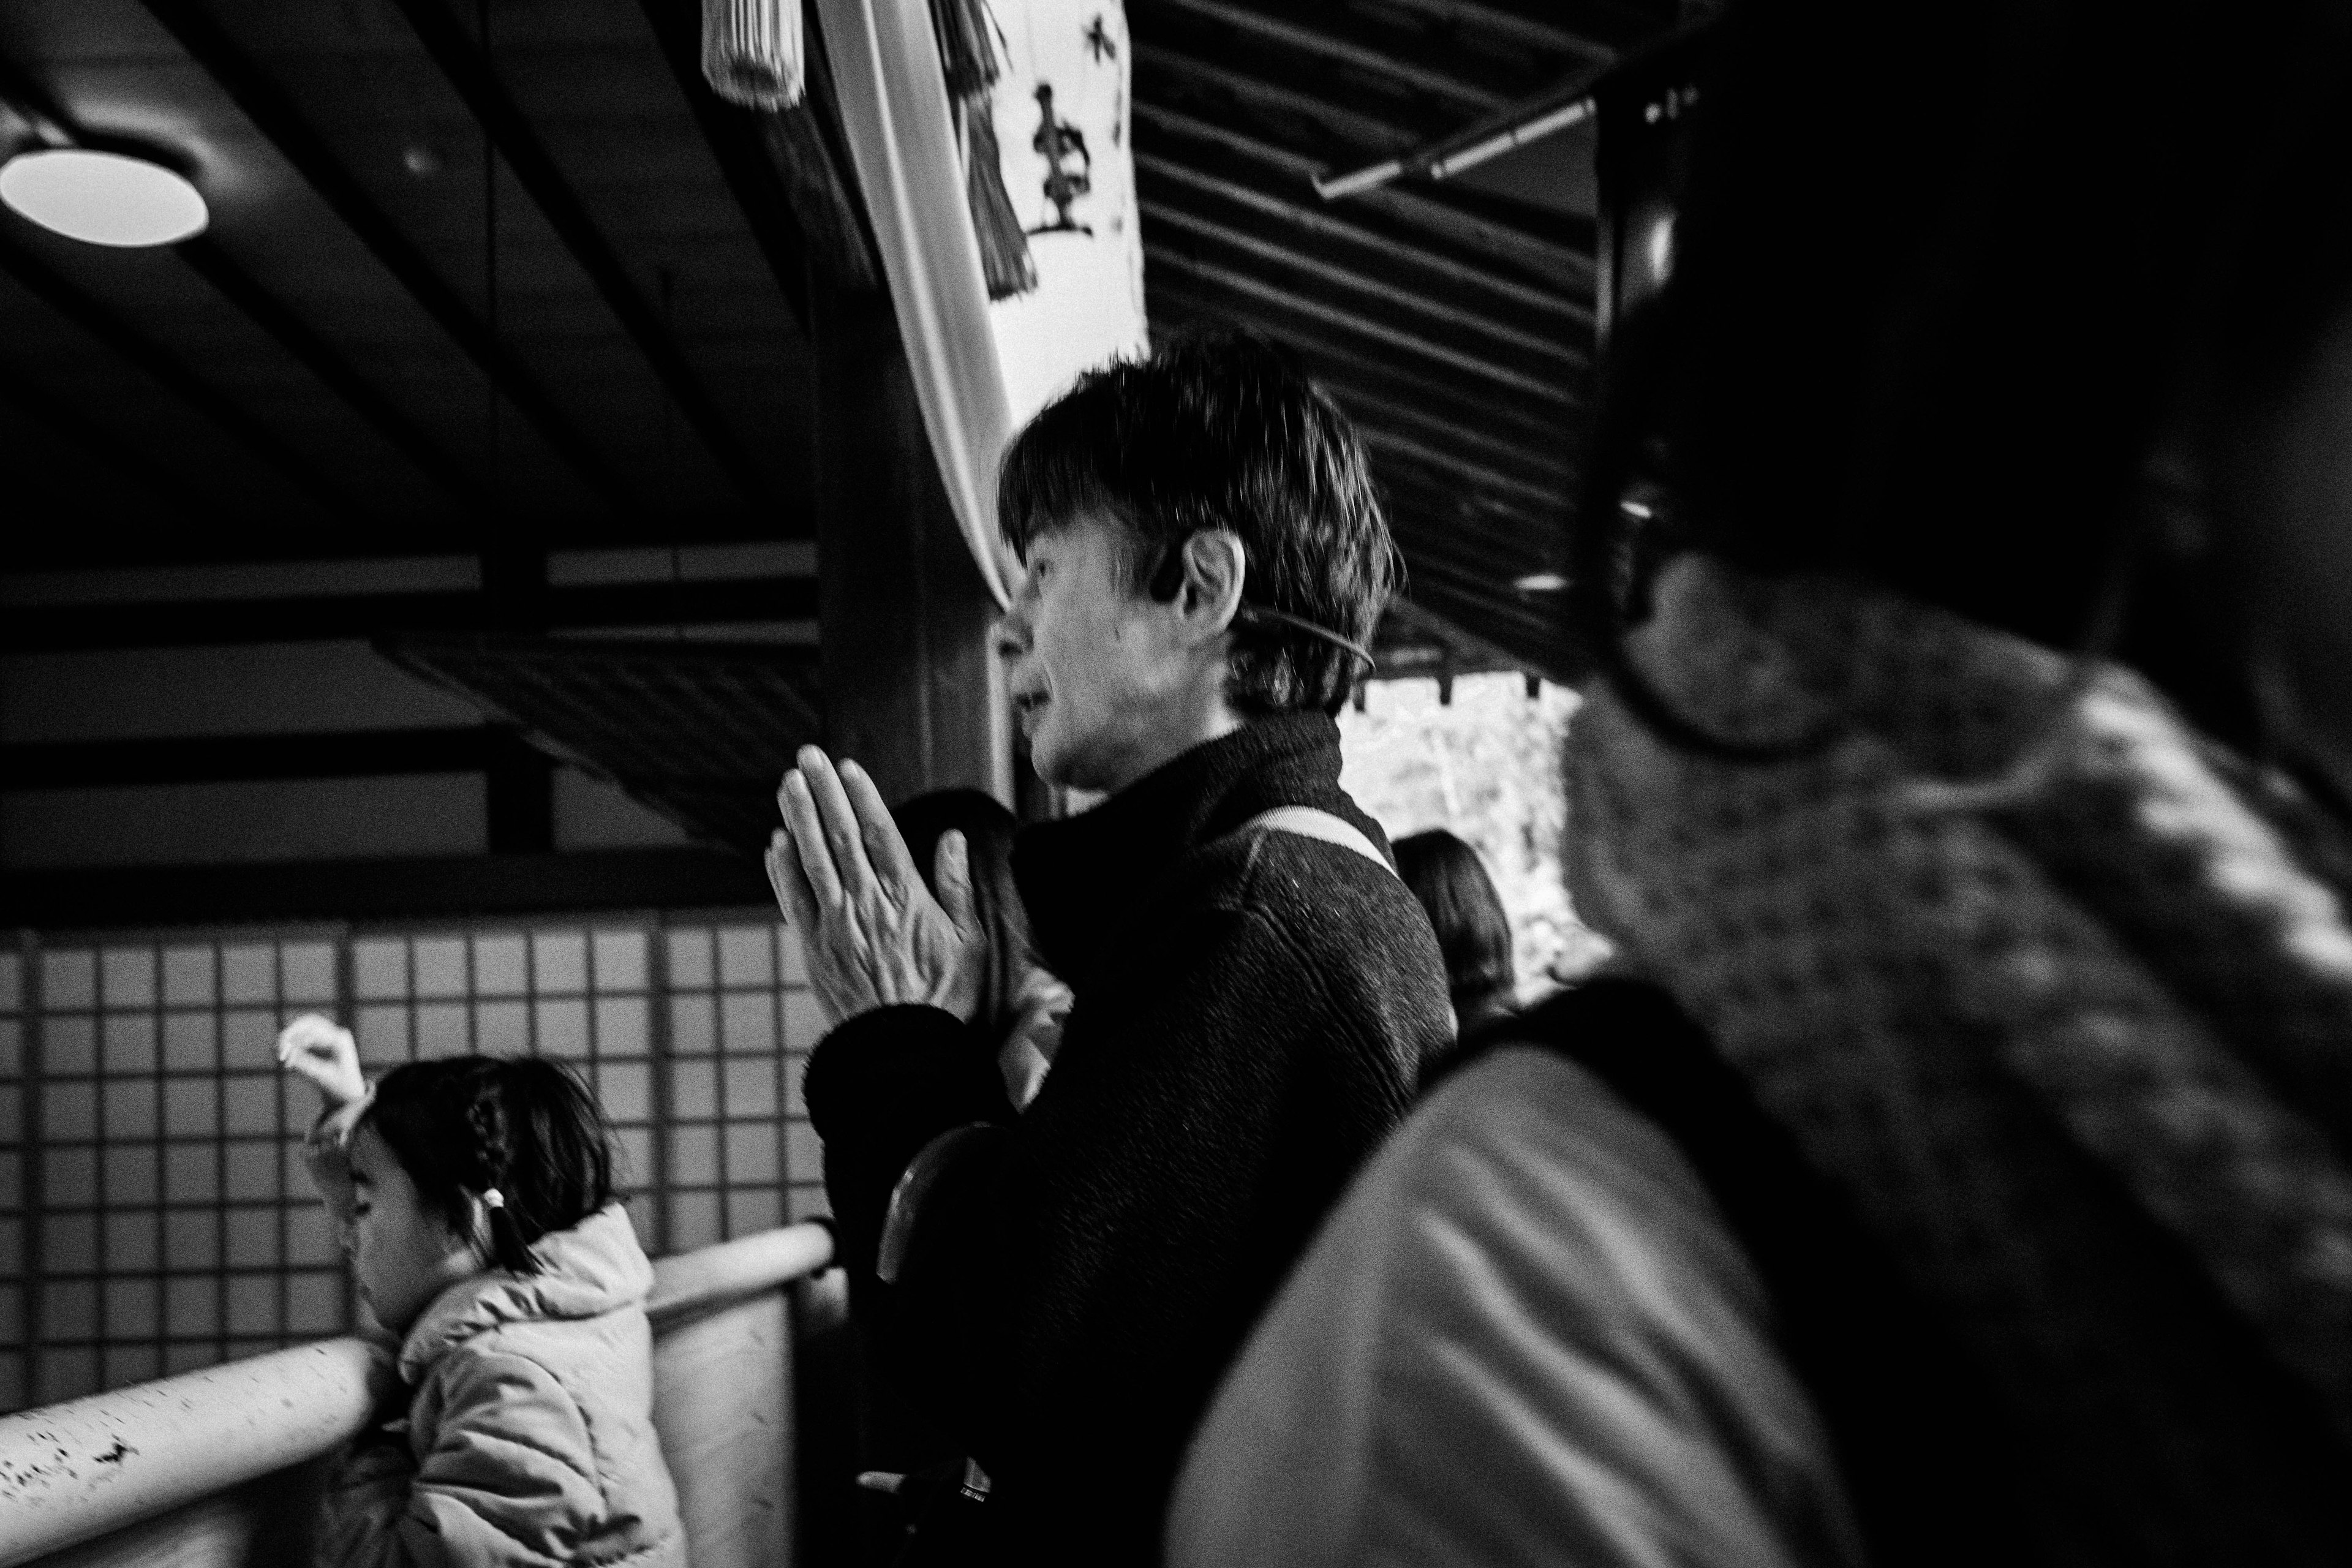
[
  {"xmin": 1, "ymin": 913, "xmax": 823, "ymax": 1414},
  {"xmin": 1, "ymin": 946, "xmax": 23, "ymax": 1413}
]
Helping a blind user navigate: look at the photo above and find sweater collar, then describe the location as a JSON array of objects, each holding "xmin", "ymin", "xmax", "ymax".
[
  {"xmin": 398, "ymin": 1203, "xmax": 653, "ymax": 1381},
  {"xmin": 1014, "ymin": 711, "xmax": 1354, "ymax": 989}
]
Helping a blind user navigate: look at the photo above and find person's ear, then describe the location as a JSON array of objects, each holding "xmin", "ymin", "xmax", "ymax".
[
  {"xmin": 1173, "ymin": 530, "xmax": 1246, "ymax": 642},
  {"xmin": 455, "ymin": 1192, "xmax": 496, "ymax": 1257}
]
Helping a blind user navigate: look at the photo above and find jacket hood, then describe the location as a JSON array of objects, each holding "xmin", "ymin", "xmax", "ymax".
[{"xmin": 399, "ymin": 1202, "xmax": 654, "ymax": 1381}]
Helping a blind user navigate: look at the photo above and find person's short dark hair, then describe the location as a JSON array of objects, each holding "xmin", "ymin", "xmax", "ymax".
[
  {"xmin": 998, "ymin": 328, "xmax": 1402, "ymax": 715},
  {"xmin": 363, "ymin": 1055, "xmax": 617, "ymax": 1276},
  {"xmin": 892, "ymin": 788, "xmax": 1034, "ymax": 1041},
  {"xmin": 1393, "ymin": 829, "xmax": 1515, "ymax": 1022}
]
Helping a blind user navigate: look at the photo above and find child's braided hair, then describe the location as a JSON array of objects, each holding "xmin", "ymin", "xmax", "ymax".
[{"xmin": 362, "ymin": 1055, "xmax": 617, "ymax": 1275}]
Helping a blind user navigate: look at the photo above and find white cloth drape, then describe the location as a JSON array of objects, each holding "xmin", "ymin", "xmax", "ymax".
[
  {"xmin": 815, "ymin": 0, "xmax": 1020, "ymax": 608},
  {"xmin": 984, "ymin": 0, "xmax": 1150, "ymax": 426},
  {"xmin": 815, "ymin": 0, "xmax": 1149, "ymax": 611}
]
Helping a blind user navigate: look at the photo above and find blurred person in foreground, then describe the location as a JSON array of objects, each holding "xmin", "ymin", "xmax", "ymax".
[
  {"xmin": 767, "ymin": 331, "xmax": 1452, "ymax": 1566},
  {"xmin": 1171, "ymin": 1, "xmax": 2352, "ymax": 1564}
]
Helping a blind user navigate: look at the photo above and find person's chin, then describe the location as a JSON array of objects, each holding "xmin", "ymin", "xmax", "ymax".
[{"xmin": 1027, "ymin": 737, "xmax": 1079, "ymax": 790}]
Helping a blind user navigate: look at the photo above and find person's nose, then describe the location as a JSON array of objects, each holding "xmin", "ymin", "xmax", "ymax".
[{"xmin": 996, "ymin": 591, "xmax": 1035, "ymax": 663}]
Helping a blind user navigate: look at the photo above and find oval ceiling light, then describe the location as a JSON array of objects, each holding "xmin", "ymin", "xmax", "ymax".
[{"xmin": 0, "ymin": 148, "xmax": 208, "ymax": 247}]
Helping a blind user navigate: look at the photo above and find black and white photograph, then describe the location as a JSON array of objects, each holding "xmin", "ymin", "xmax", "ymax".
[{"xmin": 3, "ymin": 1, "xmax": 2350, "ymax": 1564}]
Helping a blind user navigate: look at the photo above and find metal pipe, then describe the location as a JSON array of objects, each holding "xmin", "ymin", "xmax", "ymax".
[
  {"xmin": 1427, "ymin": 98, "xmax": 1594, "ymax": 181},
  {"xmin": 1134, "ymin": 103, "xmax": 1591, "ymax": 282},
  {"xmin": 1313, "ymin": 84, "xmax": 1601, "ymax": 202}
]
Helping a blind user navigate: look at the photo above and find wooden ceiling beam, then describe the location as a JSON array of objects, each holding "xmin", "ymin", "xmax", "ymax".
[
  {"xmin": 0, "ymin": 371, "xmax": 212, "ymax": 522},
  {"xmin": 1134, "ymin": 102, "xmax": 1591, "ymax": 285},
  {"xmin": 138, "ymin": 0, "xmax": 641, "ymax": 518},
  {"xmin": 1147, "ymin": 0, "xmax": 1510, "ymax": 113},
  {"xmin": 0, "ymin": 508, "xmax": 816, "ymax": 573},
  {"xmin": 1140, "ymin": 198, "xmax": 1581, "ymax": 372},
  {"xmin": 0, "ymin": 227, "xmax": 364, "ymax": 525},
  {"xmin": 1311, "ymin": 374, "xmax": 1577, "ymax": 489},
  {"xmin": 1375, "ymin": 594, "xmax": 1553, "ymax": 684},
  {"xmin": 383, "ymin": 0, "xmax": 779, "ymax": 511},
  {"xmin": 1, "ymin": 576, "xmax": 820, "ymax": 653},
  {"xmin": 1148, "ymin": 282, "xmax": 1577, "ymax": 451},
  {"xmin": 172, "ymin": 237, "xmax": 484, "ymax": 508},
  {"xmin": 4, "ymin": 728, "xmax": 510, "ymax": 790},
  {"xmin": 1132, "ymin": 40, "xmax": 1432, "ymax": 153},
  {"xmin": 0, "ymin": 46, "xmax": 486, "ymax": 511},
  {"xmin": 0, "ymin": 849, "xmax": 772, "ymax": 929},
  {"xmin": 1379, "ymin": 521, "xmax": 1567, "ymax": 615},
  {"xmin": 1148, "ymin": 247, "xmax": 1575, "ymax": 405},
  {"xmin": 1356, "ymin": 426, "xmax": 1569, "ymax": 513},
  {"xmin": 1348, "ymin": 0, "xmax": 1633, "ymax": 59},
  {"xmin": 1134, "ymin": 151, "xmax": 1586, "ymax": 322},
  {"xmin": 1376, "ymin": 464, "xmax": 1566, "ymax": 568}
]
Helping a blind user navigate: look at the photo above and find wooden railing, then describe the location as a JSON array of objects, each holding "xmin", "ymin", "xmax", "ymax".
[{"xmin": 0, "ymin": 1223, "xmax": 837, "ymax": 1568}]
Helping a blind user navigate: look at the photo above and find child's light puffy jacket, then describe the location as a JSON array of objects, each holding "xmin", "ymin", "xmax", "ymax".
[{"xmin": 314, "ymin": 1200, "xmax": 685, "ymax": 1568}]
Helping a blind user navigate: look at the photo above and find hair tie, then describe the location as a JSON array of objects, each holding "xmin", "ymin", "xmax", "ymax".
[{"xmin": 482, "ymin": 1188, "xmax": 506, "ymax": 1210}]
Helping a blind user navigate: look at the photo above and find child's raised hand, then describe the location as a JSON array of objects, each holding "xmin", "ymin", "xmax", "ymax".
[{"xmin": 276, "ymin": 1014, "xmax": 366, "ymax": 1109}]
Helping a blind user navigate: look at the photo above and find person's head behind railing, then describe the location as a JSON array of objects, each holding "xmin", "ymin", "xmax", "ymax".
[
  {"xmin": 1393, "ymin": 829, "xmax": 1516, "ymax": 1038},
  {"xmin": 363, "ymin": 1055, "xmax": 617, "ymax": 1281}
]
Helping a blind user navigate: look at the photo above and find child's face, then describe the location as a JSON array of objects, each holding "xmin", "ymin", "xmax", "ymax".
[{"xmin": 347, "ymin": 1124, "xmax": 481, "ymax": 1335}]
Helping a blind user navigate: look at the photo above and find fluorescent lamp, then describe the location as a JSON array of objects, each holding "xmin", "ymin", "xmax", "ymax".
[
  {"xmin": 0, "ymin": 148, "xmax": 208, "ymax": 247},
  {"xmin": 1513, "ymin": 572, "xmax": 1570, "ymax": 594}
]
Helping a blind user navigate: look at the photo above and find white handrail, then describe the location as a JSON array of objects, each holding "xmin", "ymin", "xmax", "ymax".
[
  {"xmin": 647, "ymin": 1221, "xmax": 836, "ymax": 1325},
  {"xmin": 0, "ymin": 1222, "xmax": 835, "ymax": 1568},
  {"xmin": 0, "ymin": 1339, "xmax": 380, "ymax": 1568}
]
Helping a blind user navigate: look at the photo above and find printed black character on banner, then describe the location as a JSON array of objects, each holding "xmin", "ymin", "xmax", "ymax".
[
  {"xmin": 1084, "ymin": 15, "xmax": 1116, "ymax": 62},
  {"xmin": 1029, "ymin": 82, "xmax": 1093, "ymax": 236}
]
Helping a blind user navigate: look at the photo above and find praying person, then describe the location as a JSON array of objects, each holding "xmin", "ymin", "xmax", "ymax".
[{"xmin": 766, "ymin": 331, "xmax": 1452, "ymax": 1566}]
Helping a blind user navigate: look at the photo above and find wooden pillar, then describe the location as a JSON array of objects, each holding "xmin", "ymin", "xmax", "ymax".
[{"xmin": 811, "ymin": 281, "xmax": 1011, "ymax": 807}]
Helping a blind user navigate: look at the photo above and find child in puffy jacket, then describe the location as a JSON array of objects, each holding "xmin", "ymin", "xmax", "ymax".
[{"xmin": 276, "ymin": 1016, "xmax": 684, "ymax": 1568}]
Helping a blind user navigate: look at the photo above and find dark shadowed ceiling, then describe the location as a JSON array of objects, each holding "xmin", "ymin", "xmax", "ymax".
[
  {"xmin": 1133, "ymin": 0, "xmax": 1679, "ymax": 680},
  {"xmin": 9, "ymin": 0, "xmax": 1684, "ymax": 884},
  {"xmin": 0, "ymin": 0, "xmax": 812, "ymax": 570},
  {"xmin": 1, "ymin": 0, "xmax": 1668, "ymax": 797}
]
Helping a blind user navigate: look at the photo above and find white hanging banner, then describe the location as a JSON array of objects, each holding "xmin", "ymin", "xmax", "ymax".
[
  {"xmin": 812, "ymin": 0, "xmax": 1148, "ymax": 608},
  {"xmin": 983, "ymin": 0, "xmax": 1149, "ymax": 427},
  {"xmin": 813, "ymin": 0, "xmax": 1018, "ymax": 608}
]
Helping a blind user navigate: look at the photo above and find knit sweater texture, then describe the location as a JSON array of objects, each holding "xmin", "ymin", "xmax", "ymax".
[{"xmin": 805, "ymin": 712, "xmax": 1450, "ymax": 1565}]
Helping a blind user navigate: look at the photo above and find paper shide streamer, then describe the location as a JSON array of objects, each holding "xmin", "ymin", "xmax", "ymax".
[
  {"xmin": 930, "ymin": 0, "xmax": 1038, "ymax": 300},
  {"xmin": 703, "ymin": 0, "xmax": 806, "ymax": 110}
]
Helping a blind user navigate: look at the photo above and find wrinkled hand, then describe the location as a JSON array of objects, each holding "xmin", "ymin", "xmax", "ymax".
[
  {"xmin": 276, "ymin": 1013, "xmax": 366, "ymax": 1109},
  {"xmin": 766, "ymin": 747, "xmax": 989, "ymax": 1028}
]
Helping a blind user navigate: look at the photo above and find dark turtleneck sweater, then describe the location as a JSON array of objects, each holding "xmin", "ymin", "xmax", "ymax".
[{"xmin": 805, "ymin": 712, "xmax": 1451, "ymax": 1565}]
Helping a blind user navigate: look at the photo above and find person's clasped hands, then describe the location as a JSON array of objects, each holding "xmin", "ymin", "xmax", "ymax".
[{"xmin": 767, "ymin": 745, "xmax": 990, "ymax": 1028}]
